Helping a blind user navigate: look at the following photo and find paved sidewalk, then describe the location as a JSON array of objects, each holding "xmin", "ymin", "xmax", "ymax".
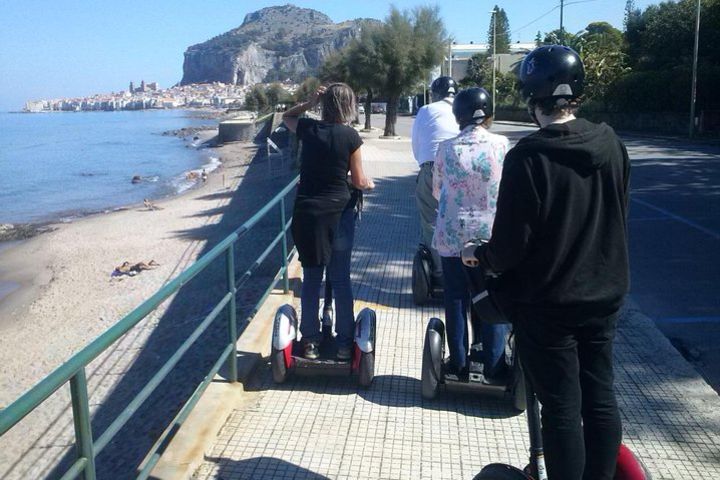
[{"xmin": 192, "ymin": 132, "xmax": 720, "ymax": 480}]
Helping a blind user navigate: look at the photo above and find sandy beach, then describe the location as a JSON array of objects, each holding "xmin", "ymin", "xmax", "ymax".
[{"xmin": 0, "ymin": 125, "xmax": 297, "ymax": 478}]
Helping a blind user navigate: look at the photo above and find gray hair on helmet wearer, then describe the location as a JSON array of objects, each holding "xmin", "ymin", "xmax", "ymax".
[{"xmin": 321, "ymin": 83, "xmax": 357, "ymax": 124}]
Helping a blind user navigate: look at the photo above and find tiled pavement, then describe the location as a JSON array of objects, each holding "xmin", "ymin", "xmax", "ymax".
[{"xmin": 192, "ymin": 133, "xmax": 720, "ymax": 480}]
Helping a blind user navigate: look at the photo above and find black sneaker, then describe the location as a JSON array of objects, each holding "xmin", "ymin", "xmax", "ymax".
[
  {"xmin": 304, "ymin": 342, "xmax": 319, "ymax": 360},
  {"xmin": 337, "ymin": 346, "xmax": 352, "ymax": 361},
  {"xmin": 445, "ymin": 365, "xmax": 469, "ymax": 382}
]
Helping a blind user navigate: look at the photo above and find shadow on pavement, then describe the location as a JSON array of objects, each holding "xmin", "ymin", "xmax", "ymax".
[
  {"xmin": 162, "ymin": 456, "xmax": 332, "ymax": 480},
  {"xmin": 248, "ymin": 366, "xmax": 520, "ymax": 420},
  {"xmin": 35, "ymin": 138, "xmax": 298, "ymax": 479}
]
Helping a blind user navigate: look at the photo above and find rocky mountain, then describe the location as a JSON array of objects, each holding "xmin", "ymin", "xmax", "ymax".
[{"xmin": 181, "ymin": 4, "xmax": 375, "ymax": 86}]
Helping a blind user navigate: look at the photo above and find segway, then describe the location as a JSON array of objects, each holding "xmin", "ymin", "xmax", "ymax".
[
  {"xmin": 420, "ymin": 259, "xmax": 525, "ymax": 410},
  {"xmin": 421, "ymin": 316, "xmax": 525, "ymax": 411},
  {"xmin": 473, "ymin": 370, "xmax": 653, "ymax": 480},
  {"xmin": 271, "ymin": 304, "xmax": 376, "ymax": 387},
  {"xmin": 412, "ymin": 244, "xmax": 443, "ymax": 305}
]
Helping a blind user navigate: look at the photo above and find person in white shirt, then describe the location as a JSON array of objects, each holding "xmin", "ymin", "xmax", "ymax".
[{"xmin": 411, "ymin": 76, "xmax": 459, "ymax": 283}]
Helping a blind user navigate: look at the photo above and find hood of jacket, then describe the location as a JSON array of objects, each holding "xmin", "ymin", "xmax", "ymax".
[{"xmin": 513, "ymin": 118, "xmax": 618, "ymax": 176}]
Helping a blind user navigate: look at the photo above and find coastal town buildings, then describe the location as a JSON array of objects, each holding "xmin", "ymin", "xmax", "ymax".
[{"xmin": 23, "ymin": 82, "xmax": 258, "ymax": 113}]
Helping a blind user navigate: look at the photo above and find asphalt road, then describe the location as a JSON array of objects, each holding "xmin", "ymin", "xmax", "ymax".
[{"xmin": 370, "ymin": 113, "xmax": 720, "ymax": 393}]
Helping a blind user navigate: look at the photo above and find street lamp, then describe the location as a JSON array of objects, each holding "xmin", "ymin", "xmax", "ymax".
[
  {"xmin": 560, "ymin": 0, "xmax": 565, "ymax": 45},
  {"xmin": 491, "ymin": 8, "xmax": 497, "ymax": 117},
  {"xmin": 689, "ymin": 0, "xmax": 701, "ymax": 138}
]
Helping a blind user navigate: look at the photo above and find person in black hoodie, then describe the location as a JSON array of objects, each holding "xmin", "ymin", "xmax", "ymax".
[{"xmin": 462, "ymin": 46, "xmax": 630, "ymax": 480}]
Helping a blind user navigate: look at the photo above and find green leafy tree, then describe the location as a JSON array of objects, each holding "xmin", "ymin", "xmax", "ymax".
[
  {"xmin": 244, "ymin": 84, "xmax": 268, "ymax": 112},
  {"xmin": 556, "ymin": 23, "xmax": 629, "ymax": 107},
  {"xmin": 623, "ymin": 0, "xmax": 639, "ymax": 31},
  {"xmin": 495, "ymin": 70, "xmax": 522, "ymax": 107},
  {"xmin": 374, "ymin": 6, "xmax": 447, "ymax": 136},
  {"xmin": 319, "ymin": 52, "xmax": 352, "ymax": 85},
  {"xmin": 320, "ymin": 22, "xmax": 386, "ymax": 129},
  {"xmin": 543, "ymin": 29, "xmax": 579, "ymax": 49},
  {"xmin": 623, "ymin": 0, "xmax": 644, "ymax": 66},
  {"xmin": 627, "ymin": 0, "xmax": 720, "ymax": 70},
  {"xmin": 294, "ymin": 77, "xmax": 321, "ymax": 103},
  {"xmin": 265, "ymin": 83, "xmax": 292, "ymax": 109},
  {"xmin": 345, "ymin": 23, "xmax": 385, "ymax": 129},
  {"xmin": 461, "ymin": 53, "xmax": 492, "ymax": 87},
  {"xmin": 578, "ymin": 44, "xmax": 629, "ymax": 108},
  {"xmin": 584, "ymin": 22, "xmax": 624, "ymax": 50},
  {"xmin": 318, "ymin": 51, "xmax": 364, "ymax": 124},
  {"xmin": 535, "ymin": 30, "xmax": 543, "ymax": 47},
  {"xmin": 610, "ymin": 0, "xmax": 720, "ymax": 113},
  {"xmin": 488, "ymin": 7, "xmax": 511, "ymax": 54}
]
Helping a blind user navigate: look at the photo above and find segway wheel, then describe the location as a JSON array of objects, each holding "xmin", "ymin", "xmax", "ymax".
[
  {"xmin": 421, "ymin": 318, "xmax": 445, "ymax": 400},
  {"xmin": 271, "ymin": 347, "xmax": 288, "ymax": 384},
  {"xmin": 358, "ymin": 351, "xmax": 375, "ymax": 387},
  {"xmin": 615, "ymin": 444, "xmax": 652, "ymax": 480},
  {"xmin": 412, "ymin": 250, "xmax": 431, "ymax": 305},
  {"xmin": 473, "ymin": 463, "xmax": 531, "ymax": 480}
]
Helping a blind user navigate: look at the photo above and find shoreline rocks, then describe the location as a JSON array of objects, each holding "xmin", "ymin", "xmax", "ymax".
[{"xmin": 0, "ymin": 223, "xmax": 53, "ymax": 242}]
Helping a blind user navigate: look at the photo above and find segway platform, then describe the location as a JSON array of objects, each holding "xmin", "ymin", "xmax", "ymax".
[
  {"xmin": 271, "ymin": 304, "xmax": 376, "ymax": 387},
  {"xmin": 421, "ymin": 317, "xmax": 526, "ymax": 412},
  {"xmin": 290, "ymin": 341, "xmax": 356, "ymax": 375}
]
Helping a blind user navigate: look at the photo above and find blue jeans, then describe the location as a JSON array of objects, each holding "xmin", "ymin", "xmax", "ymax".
[
  {"xmin": 300, "ymin": 207, "xmax": 356, "ymax": 348},
  {"xmin": 441, "ymin": 256, "xmax": 510, "ymax": 375}
]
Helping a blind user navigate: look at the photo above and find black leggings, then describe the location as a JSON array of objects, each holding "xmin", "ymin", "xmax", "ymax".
[{"xmin": 515, "ymin": 311, "xmax": 622, "ymax": 480}]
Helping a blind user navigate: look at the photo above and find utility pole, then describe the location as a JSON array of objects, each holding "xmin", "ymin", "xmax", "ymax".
[
  {"xmin": 689, "ymin": 0, "xmax": 701, "ymax": 138},
  {"xmin": 560, "ymin": 0, "xmax": 565, "ymax": 45},
  {"xmin": 492, "ymin": 8, "xmax": 497, "ymax": 116}
]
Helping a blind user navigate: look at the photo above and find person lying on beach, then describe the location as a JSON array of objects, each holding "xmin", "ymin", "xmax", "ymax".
[
  {"xmin": 143, "ymin": 199, "xmax": 163, "ymax": 211},
  {"xmin": 111, "ymin": 260, "xmax": 160, "ymax": 277}
]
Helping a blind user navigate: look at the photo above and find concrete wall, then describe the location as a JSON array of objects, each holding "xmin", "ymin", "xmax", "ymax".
[{"xmin": 219, "ymin": 119, "xmax": 258, "ymax": 143}]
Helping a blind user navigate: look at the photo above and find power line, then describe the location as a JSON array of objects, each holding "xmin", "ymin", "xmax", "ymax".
[{"xmin": 505, "ymin": 0, "xmax": 600, "ymax": 38}]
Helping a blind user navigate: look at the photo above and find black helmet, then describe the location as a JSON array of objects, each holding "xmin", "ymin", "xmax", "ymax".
[
  {"xmin": 453, "ymin": 87, "xmax": 493, "ymax": 129},
  {"xmin": 518, "ymin": 45, "xmax": 585, "ymax": 102},
  {"xmin": 430, "ymin": 76, "xmax": 457, "ymax": 101}
]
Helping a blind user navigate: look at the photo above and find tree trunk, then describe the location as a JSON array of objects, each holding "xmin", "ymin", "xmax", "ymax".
[
  {"xmin": 364, "ymin": 90, "xmax": 373, "ymax": 130},
  {"xmin": 384, "ymin": 95, "xmax": 398, "ymax": 137}
]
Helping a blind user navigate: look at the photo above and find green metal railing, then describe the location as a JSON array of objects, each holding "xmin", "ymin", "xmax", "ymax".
[{"xmin": 0, "ymin": 173, "xmax": 299, "ymax": 480}]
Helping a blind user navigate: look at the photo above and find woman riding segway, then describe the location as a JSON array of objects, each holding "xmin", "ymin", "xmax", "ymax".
[
  {"xmin": 431, "ymin": 87, "xmax": 510, "ymax": 382},
  {"xmin": 421, "ymin": 87, "xmax": 527, "ymax": 407},
  {"xmin": 270, "ymin": 83, "xmax": 377, "ymax": 387}
]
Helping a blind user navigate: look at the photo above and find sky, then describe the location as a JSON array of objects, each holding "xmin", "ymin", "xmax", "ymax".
[{"xmin": 0, "ymin": 0, "xmax": 659, "ymax": 111}]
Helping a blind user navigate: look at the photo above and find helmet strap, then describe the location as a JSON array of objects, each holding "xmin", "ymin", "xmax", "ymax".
[{"xmin": 527, "ymin": 102, "xmax": 540, "ymax": 127}]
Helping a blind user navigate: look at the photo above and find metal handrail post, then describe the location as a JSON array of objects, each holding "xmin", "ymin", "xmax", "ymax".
[
  {"xmin": 69, "ymin": 369, "xmax": 96, "ymax": 480},
  {"xmin": 280, "ymin": 197, "xmax": 290, "ymax": 294},
  {"xmin": 226, "ymin": 246, "xmax": 238, "ymax": 383}
]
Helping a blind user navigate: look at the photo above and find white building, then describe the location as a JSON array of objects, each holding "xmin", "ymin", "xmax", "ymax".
[{"xmin": 443, "ymin": 42, "xmax": 535, "ymax": 81}]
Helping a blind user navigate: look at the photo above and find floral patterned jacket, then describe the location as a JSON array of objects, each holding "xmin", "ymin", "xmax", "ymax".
[{"xmin": 432, "ymin": 125, "xmax": 509, "ymax": 257}]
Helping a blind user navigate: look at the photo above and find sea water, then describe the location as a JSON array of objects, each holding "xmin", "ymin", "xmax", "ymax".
[{"xmin": 0, "ymin": 110, "xmax": 219, "ymax": 224}]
